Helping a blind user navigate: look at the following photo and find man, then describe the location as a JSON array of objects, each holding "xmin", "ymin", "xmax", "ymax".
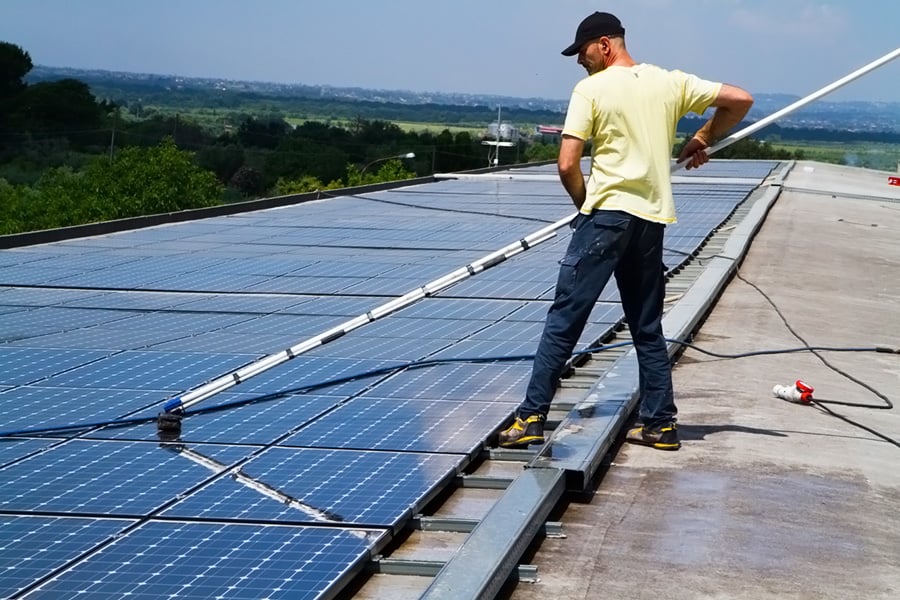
[{"xmin": 498, "ymin": 11, "xmax": 753, "ymax": 450}]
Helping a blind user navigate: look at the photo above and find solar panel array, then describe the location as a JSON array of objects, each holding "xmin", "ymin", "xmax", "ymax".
[{"xmin": 0, "ymin": 160, "xmax": 776, "ymax": 598}]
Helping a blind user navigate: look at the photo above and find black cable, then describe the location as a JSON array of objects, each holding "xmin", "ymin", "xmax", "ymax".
[
  {"xmin": 0, "ymin": 339, "xmax": 894, "ymax": 439},
  {"xmin": 735, "ymin": 271, "xmax": 894, "ymax": 411},
  {"xmin": 317, "ymin": 189, "xmax": 555, "ymax": 224}
]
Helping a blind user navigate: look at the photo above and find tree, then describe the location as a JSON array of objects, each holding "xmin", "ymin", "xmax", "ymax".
[
  {"xmin": 0, "ymin": 41, "xmax": 32, "ymax": 101},
  {"xmin": 228, "ymin": 165, "xmax": 265, "ymax": 197},
  {"xmin": 237, "ymin": 116, "xmax": 290, "ymax": 149},
  {"xmin": 14, "ymin": 78, "xmax": 105, "ymax": 133},
  {"xmin": 273, "ymin": 175, "xmax": 346, "ymax": 196},
  {"xmin": 345, "ymin": 159, "xmax": 415, "ymax": 187},
  {"xmin": 196, "ymin": 143, "xmax": 245, "ymax": 183},
  {"xmin": 0, "ymin": 138, "xmax": 224, "ymax": 234},
  {"xmin": 525, "ymin": 142, "xmax": 559, "ymax": 162},
  {"xmin": 96, "ymin": 138, "xmax": 223, "ymax": 217}
]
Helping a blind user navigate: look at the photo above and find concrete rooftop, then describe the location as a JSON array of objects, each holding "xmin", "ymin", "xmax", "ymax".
[{"xmin": 505, "ymin": 161, "xmax": 900, "ymax": 600}]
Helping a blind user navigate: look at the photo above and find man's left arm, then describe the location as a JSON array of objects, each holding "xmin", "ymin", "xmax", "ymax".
[{"xmin": 558, "ymin": 134, "xmax": 587, "ymax": 210}]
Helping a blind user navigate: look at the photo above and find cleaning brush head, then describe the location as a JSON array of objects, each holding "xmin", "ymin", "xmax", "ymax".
[{"xmin": 157, "ymin": 411, "xmax": 183, "ymax": 433}]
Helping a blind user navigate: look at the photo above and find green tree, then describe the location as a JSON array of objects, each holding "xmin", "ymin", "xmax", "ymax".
[
  {"xmin": 14, "ymin": 78, "xmax": 105, "ymax": 131},
  {"xmin": 196, "ymin": 143, "xmax": 245, "ymax": 183},
  {"xmin": 94, "ymin": 138, "xmax": 223, "ymax": 218},
  {"xmin": 525, "ymin": 142, "xmax": 559, "ymax": 162},
  {"xmin": 0, "ymin": 41, "xmax": 31, "ymax": 101},
  {"xmin": 228, "ymin": 165, "xmax": 265, "ymax": 197},
  {"xmin": 274, "ymin": 175, "xmax": 324, "ymax": 195},
  {"xmin": 345, "ymin": 159, "xmax": 415, "ymax": 187},
  {"xmin": 0, "ymin": 138, "xmax": 223, "ymax": 234}
]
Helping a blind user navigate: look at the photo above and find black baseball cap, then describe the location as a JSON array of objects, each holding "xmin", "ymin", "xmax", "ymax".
[{"xmin": 561, "ymin": 12, "xmax": 625, "ymax": 56}]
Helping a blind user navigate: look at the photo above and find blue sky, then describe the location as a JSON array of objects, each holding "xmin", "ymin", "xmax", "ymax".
[{"xmin": 2, "ymin": 0, "xmax": 899, "ymax": 103}]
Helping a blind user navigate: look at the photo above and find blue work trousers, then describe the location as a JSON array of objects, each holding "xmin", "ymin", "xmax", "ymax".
[{"xmin": 518, "ymin": 210, "xmax": 676, "ymax": 429}]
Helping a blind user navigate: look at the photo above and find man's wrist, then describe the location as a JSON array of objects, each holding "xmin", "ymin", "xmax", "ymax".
[{"xmin": 693, "ymin": 129, "xmax": 712, "ymax": 147}]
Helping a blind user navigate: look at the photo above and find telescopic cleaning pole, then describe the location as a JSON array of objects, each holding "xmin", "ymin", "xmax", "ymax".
[
  {"xmin": 157, "ymin": 46, "xmax": 900, "ymax": 429},
  {"xmin": 673, "ymin": 45, "xmax": 900, "ymax": 172}
]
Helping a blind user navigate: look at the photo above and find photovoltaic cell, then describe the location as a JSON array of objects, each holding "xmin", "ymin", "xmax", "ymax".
[
  {"xmin": 0, "ymin": 348, "xmax": 110, "ymax": 386},
  {"xmin": 358, "ymin": 361, "xmax": 532, "ymax": 403},
  {"xmin": 307, "ymin": 334, "xmax": 453, "ymax": 361},
  {"xmin": 59, "ymin": 290, "xmax": 210, "ymax": 311},
  {"xmin": 428, "ymin": 338, "xmax": 539, "ymax": 360},
  {"xmin": 146, "ymin": 331, "xmax": 314, "ymax": 354},
  {"xmin": 0, "ymin": 387, "xmax": 164, "ymax": 433},
  {"xmin": 0, "ymin": 307, "xmax": 140, "ymax": 343},
  {"xmin": 220, "ymin": 313, "xmax": 347, "ymax": 337},
  {"xmin": 0, "ymin": 438, "xmax": 61, "ymax": 469},
  {"xmin": 360, "ymin": 316, "xmax": 494, "ymax": 340},
  {"xmin": 439, "ymin": 277, "xmax": 555, "ymax": 300},
  {"xmin": 395, "ymin": 298, "xmax": 527, "ymax": 321},
  {"xmin": 229, "ymin": 356, "xmax": 405, "ymax": 396},
  {"xmin": 172, "ymin": 294, "xmax": 314, "ymax": 314},
  {"xmin": 7, "ymin": 325, "xmax": 192, "ymax": 351},
  {"xmin": 87, "ymin": 393, "xmax": 342, "ymax": 445},
  {"xmin": 0, "ymin": 515, "xmax": 135, "ymax": 599},
  {"xmin": 0, "ymin": 440, "xmax": 255, "ymax": 515},
  {"xmin": 39, "ymin": 350, "xmax": 260, "ymax": 391},
  {"xmin": 163, "ymin": 447, "xmax": 463, "ymax": 526},
  {"xmin": 283, "ymin": 397, "xmax": 512, "ymax": 454},
  {"xmin": 24, "ymin": 521, "xmax": 384, "ymax": 600}
]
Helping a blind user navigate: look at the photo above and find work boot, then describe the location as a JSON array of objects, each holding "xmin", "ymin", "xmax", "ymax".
[
  {"xmin": 498, "ymin": 414, "xmax": 545, "ymax": 448},
  {"xmin": 625, "ymin": 422, "xmax": 681, "ymax": 451}
]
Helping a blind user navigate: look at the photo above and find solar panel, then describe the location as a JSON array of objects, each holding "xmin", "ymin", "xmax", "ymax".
[
  {"xmin": 8, "ymin": 326, "xmax": 192, "ymax": 351},
  {"xmin": 24, "ymin": 521, "xmax": 384, "ymax": 600},
  {"xmin": 229, "ymin": 356, "xmax": 404, "ymax": 396},
  {"xmin": 282, "ymin": 397, "xmax": 512, "ymax": 454},
  {"xmin": 0, "ymin": 438, "xmax": 61, "ymax": 468},
  {"xmin": 162, "ymin": 447, "xmax": 463, "ymax": 527},
  {"xmin": 357, "ymin": 361, "xmax": 531, "ymax": 403},
  {"xmin": 0, "ymin": 159, "xmax": 778, "ymax": 598},
  {"xmin": 389, "ymin": 297, "xmax": 526, "ymax": 321},
  {"xmin": 0, "ymin": 515, "xmax": 134, "ymax": 599},
  {"xmin": 0, "ymin": 387, "xmax": 163, "ymax": 433},
  {"xmin": 0, "ymin": 440, "xmax": 254, "ymax": 515},
  {"xmin": 87, "ymin": 393, "xmax": 341, "ymax": 445},
  {"xmin": 39, "ymin": 351, "xmax": 260, "ymax": 392},
  {"xmin": 0, "ymin": 348, "xmax": 111, "ymax": 386}
]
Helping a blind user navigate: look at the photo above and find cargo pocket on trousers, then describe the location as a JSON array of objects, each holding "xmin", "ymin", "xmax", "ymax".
[
  {"xmin": 556, "ymin": 253, "xmax": 581, "ymax": 297},
  {"xmin": 587, "ymin": 212, "xmax": 631, "ymax": 258}
]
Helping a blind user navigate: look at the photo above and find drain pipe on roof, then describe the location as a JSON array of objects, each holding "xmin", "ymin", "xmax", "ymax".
[{"xmin": 157, "ymin": 46, "xmax": 900, "ymax": 434}]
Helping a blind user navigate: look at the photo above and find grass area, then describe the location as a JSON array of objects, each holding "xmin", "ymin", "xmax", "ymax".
[
  {"xmin": 392, "ymin": 121, "xmax": 486, "ymax": 136},
  {"xmin": 767, "ymin": 140, "xmax": 900, "ymax": 171}
]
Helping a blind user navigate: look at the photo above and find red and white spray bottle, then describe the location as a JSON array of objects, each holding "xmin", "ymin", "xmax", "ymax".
[{"xmin": 773, "ymin": 380, "xmax": 815, "ymax": 404}]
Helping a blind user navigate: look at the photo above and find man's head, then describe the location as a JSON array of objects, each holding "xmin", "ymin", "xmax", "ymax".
[
  {"xmin": 562, "ymin": 12, "xmax": 627, "ymax": 75},
  {"xmin": 561, "ymin": 12, "xmax": 625, "ymax": 56}
]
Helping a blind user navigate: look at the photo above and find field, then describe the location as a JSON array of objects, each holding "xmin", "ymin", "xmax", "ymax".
[
  {"xmin": 138, "ymin": 105, "xmax": 900, "ymax": 172},
  {"xmin": 765, "ymin": 140, "xmax": 900, "ymax": 171}
]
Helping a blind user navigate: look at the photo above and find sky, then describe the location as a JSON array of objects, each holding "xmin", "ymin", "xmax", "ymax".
[{"xmin": 2, "ymin": 0, "xmax": 899, "ymax": 104}]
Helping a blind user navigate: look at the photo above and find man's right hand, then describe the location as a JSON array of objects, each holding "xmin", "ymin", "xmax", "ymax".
[{"xmin": 677, "ymin": 137, "xmax": 710, "ymax": 170}]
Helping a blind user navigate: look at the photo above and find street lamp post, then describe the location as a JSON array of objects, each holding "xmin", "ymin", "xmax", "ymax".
[{"xmin": 360, "ymin": 152, "xmax": 416, "ymax": 175}]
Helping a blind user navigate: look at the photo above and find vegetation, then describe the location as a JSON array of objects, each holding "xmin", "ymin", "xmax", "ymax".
[{"xmin": 3, "ymin": 41, "xmax": 897, "ymax": 237}]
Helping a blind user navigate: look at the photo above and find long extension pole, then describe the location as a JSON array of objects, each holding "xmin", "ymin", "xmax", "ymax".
[
  {"xmin": 159, "ymin": 47, "xmax": 900, "ymax": 419},
  {"xmin": 674, "ymin": 46, "xmax": 900, "ymax": 171},
  {"xmin": 160, "ymin": 220, "xmax": 564, "ymax": 416}
]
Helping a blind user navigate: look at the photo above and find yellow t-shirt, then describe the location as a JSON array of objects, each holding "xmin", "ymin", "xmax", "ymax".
[{"xmin": 562, "ymin": 64, "xmax": 721, "ymax": 223}]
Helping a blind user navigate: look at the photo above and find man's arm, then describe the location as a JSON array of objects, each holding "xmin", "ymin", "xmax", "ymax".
[
  {"xmin": 558, "ymin": 134, "xmax": 587, "ymax": 209},
  {"xmin": 678, "ymin": 84, "xmax": 754, "ymax": 169}
]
